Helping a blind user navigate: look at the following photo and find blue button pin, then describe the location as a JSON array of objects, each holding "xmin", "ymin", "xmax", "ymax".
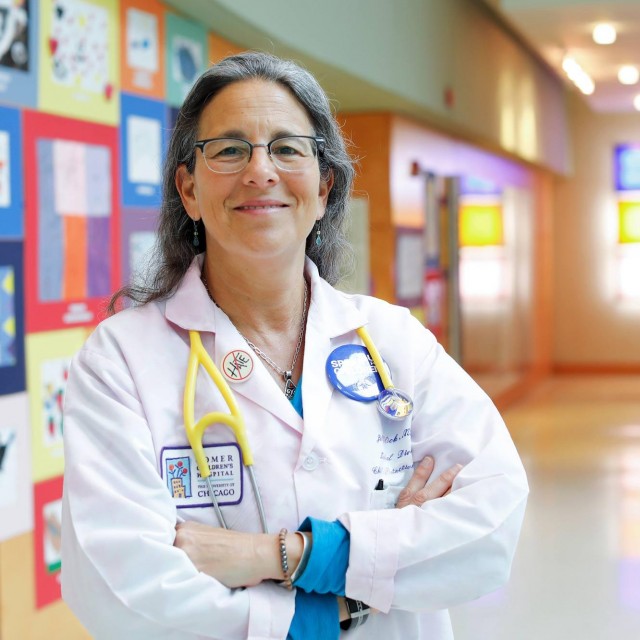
[{"xmin": 326, "ymin": 345, "xmax": 386, "ymax": 402}]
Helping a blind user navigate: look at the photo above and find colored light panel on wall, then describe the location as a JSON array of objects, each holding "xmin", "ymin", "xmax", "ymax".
[
  {"xmin": 459, "ymin": 204, "xmax": 504, "ymax": 247},
  {"xmin": 618, "ymin": 201, "xmax": 640, "ymax": 243},
  {"xmin": 615, "ymin": 145, "xmax": 640, "ymax": 191},
  {"xmin": 617, "ymin": 246, "xmax": 640, "ymax": 299},
  {"xmin": 460, "ymin": 250, "xmax": 507, "ymax": 300},
  {"xmin": 459, "ymin": 175, "xmax": 501, "ymax": 196}
]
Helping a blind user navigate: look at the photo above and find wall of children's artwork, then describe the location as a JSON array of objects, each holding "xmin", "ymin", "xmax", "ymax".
[{"xmin": 0, "ymin": 1, "xmax": 244, "ymax": 636}]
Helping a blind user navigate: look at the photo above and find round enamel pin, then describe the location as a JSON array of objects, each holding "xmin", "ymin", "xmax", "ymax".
[
  {"xmin": 326, "ymin": 345, "xmax": 387, "ymax": 401},
  {"xmin": 221, "ymin": 349, "xmax": 254, "ymax": 383}
]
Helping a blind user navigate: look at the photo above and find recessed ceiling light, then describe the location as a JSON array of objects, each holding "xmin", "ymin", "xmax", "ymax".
[
  {"xmin": 633, "ymin": 95, "xmax": 640, "ymax": 111},
  {"xmin": 619, "ymin": 65, "xmax": 640, "ymax": 85},
  {"xmin": 593, "ymin": 23, "xmax": 616, "ymax": 45},
  {"xmin": 562, "ymin": 56, "xmax": 595, "ymax": 95}
]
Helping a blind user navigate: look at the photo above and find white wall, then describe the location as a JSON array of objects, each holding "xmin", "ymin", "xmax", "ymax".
[
  {"xmin": 554, "ymin": 95, "xmax": 640, "ymax": 365},
  {"xmin": 164, "ymin": 0, "xmax": 571, "ymax": 174}
]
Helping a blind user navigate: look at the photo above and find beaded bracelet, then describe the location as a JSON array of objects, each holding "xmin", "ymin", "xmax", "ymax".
[{"xmin": 278, "ymin": 528, "xmax": 293, "ymax": 590}]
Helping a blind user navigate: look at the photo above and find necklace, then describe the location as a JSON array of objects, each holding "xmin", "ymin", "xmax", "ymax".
[{"xmin": 201, "ymin": 270, "xmax": 308, "ymax": 399}]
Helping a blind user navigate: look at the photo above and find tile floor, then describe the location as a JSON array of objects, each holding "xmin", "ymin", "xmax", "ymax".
[{"xmin": 451, "ymin": 375, "xmax": 640, "ymax": 640}]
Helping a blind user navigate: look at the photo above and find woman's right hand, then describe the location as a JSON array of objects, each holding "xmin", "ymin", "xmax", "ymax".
[
  {"xmin": 395, "ymin": 456, "xmax": 463, "ymax": 509},
  {"xmin": 338, "ymin": 456, "xmax": 463, "ymax": 621}
]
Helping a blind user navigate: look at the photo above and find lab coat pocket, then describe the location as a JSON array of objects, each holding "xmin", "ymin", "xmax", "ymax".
[{"xmin": 369, "ymin": 484, "xmax": 403, "ymax": 510}]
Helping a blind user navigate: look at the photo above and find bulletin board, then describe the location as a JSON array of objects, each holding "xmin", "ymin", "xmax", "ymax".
[
  {"xmin": 0, "ymin": 0, "xmax": 38, "ymax": 107},
  {"xmin": 0, "ymin": 8, "xmax": 249, "ymax": 636},
  {"xmin": 0, "ymin": 105, "xmax": 24, "ymax": 238},
  {"xmin": 38, "ymin": 0, "xmax": 119, "ymax": 125},
  {"xmin": 121, "ymin": 0, "xmax": 166, "ymax": 98},
  {"xmin": 23, "ymin": 111, "xmax": 120, "ymax": 333}
]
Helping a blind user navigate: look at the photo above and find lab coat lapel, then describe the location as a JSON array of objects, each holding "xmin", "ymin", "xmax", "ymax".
[
  {"xmin": 165, "ymin": 256, "xmax": 369, "ymax": 437},
  {"xmin": 165, "ymin": 256, "xmax": 303, "ymax": 431},
  {"xmin": 211, "ymin": 309, "xmax": 304, "ymax": 433},
  {"xmin": 300, "ymin": 260, "xmax": 368, "ymax": 450}
]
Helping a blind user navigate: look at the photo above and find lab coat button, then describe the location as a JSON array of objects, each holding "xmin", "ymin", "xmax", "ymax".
[{"xmin": 302, "ymin": 453, "xmax": 319, "ymax": 471}]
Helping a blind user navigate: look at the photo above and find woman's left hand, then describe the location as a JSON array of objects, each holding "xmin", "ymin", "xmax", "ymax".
[{"xmin": 174, "ymin": 523, "xmax": 303, "ymax": 588}]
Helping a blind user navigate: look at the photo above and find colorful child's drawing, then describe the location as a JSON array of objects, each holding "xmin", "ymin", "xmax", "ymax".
[
  {"xmin": 37, "ymin": 138, "xmax": 112, "ymax": 303},
  {"xmin": 0, "ymin": 265, "xmax": 16, "ymax": 367},
  {"xmin": 48, "ymin": 0, "xmax": 110, "ymax": 96},
  {"xmin": 0, "ymin": 130, "xmax": 10, "ymax": 208},
  {"xmin": 0, "ymin": 394, "xmax": 32, "ymax": 541},
  {"xmin": 0, "ymin": 0, "xmax": 29, "ymax": 71},
  {"xmin": 165, "ymin": 14, "xmax": 206, "ymax": 106},
  {"xmin": 43, "ymin": 498, "xmax": 62, "ymax": 572},
  {"xmin": 121, "ymin": 0, "xmax": 164, "ymax": 97},
  {"xmin": 40, "ymin": 357, "xmax": 69, "ymax": 448},
  {"xmin": 34, "ymin": 474, "xmax": 63, "ymax": 607}
]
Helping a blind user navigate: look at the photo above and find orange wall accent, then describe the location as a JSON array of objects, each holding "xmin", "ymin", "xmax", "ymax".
[
  {"xmin": 531, "ymin": 171, "xmax": 554, "ymax": 378},
  {"xmin": 208, "ymin": 32, "xmax": 244, "ymax": 65},
  {"xmin": 554, "ymin": 363, "xmax": 640, "ymax": 374},
  {"xmin": 338, "ymin": 113, "xmax": 395, "ymax": 302}
]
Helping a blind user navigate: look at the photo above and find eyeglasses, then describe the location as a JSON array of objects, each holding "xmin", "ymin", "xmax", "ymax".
[{"xmin": 194, "ymin": 135, "xmax": 325, "ymax": 174}]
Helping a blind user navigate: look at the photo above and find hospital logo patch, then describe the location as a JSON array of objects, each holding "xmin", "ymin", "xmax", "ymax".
[{"xmin": 160, "ymin": 443, "xmax": 244, "ymax": 509}]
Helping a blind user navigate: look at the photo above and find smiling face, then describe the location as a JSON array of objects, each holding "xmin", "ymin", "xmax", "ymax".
[{"xmin": 175, "ymin": 79, "xmax": 333, "ymax": 267}]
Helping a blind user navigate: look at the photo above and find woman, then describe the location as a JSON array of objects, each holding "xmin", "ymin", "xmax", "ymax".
[{"xmin": 61, "ymin": 52, "xmax": 528, "ymax": 639}]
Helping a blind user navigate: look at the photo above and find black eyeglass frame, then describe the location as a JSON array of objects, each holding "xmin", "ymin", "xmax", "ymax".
[{"xmin": 193, "ymin": 135, "xmax": 326, "ymax": 173}]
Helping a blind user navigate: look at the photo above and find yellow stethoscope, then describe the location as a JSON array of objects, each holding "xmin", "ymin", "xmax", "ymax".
[{"xmin": 183, "ymin": 327, "xmax": 413, "ymax": 532}]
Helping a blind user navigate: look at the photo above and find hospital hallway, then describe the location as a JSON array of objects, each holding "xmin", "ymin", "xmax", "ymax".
[{"xmin": 450, "ymin": 375, "xmax": 640, "ymax": 640}]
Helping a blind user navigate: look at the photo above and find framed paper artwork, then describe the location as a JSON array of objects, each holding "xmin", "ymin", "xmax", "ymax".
[{"xmin": 24, "ymin": 111, "xmax": 119, "ymax": 333}]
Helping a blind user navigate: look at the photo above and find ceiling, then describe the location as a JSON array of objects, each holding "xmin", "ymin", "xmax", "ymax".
[{"xmin": 484, "ymin": 0, "xmax": 640, "ymax": 112}]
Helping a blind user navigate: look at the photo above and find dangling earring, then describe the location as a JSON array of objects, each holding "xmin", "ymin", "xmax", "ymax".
[
  {"xmin": 192, "ymin": 219, "xmax": 200, "ymax": 247},
  {"xmin": 315, "ymin": 222, "xmax": 322, "ymax": 247}
]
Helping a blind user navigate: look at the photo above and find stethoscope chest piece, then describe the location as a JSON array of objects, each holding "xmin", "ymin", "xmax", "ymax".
[
  {"xmin": 326, "ymin": 344, "xmax": 388, "ymax": 402},
  {"xmin": 377, "ymin": 388, "xmax": 414, "ymax": 420}
]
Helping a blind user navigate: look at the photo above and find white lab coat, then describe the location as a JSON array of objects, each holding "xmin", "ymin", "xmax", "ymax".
[{"xmin": 61, "ymin": 255, "xmax": 528, "ymax": 640}]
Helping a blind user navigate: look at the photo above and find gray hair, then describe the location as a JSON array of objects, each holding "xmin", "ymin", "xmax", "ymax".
[{"xmin": 109, "ymin": 51, "xmax": 354, "ymax": 313}]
